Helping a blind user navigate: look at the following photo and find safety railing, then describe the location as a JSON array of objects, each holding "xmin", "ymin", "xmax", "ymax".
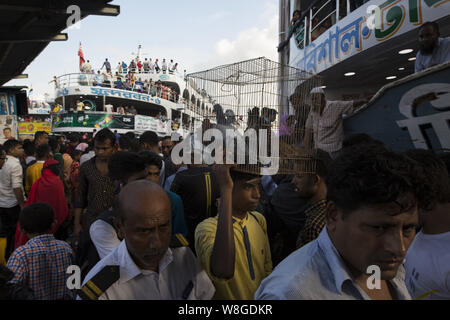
[
  {"xmin": 280, "ymin": 0, "xmax": 368, "ymax": 51},
  {"xmin": 54, "ymin": 73, "xmax": 181, "ymax": 104}
]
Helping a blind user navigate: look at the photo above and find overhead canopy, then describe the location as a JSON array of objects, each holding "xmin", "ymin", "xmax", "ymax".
[{"xmin": 0, "ymin": 0, "xmax": 120, "ymax": 86}]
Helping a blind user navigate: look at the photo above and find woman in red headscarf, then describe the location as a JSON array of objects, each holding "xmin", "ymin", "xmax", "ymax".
[{"xmin": 14, "ymin": 159, "xmax": 69, "ymax": 248}]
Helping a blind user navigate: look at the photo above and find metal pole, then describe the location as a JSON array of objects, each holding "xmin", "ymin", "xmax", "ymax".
[
  {"xmin": 304, "ymin": 16, "xmax": 308, "ymax": 47},
  {"xmin": 278, "ymin": 0, "xmax": 291, "ymax": 118},
  {"xmin": 309, "ymin": 8, "xmax": 313, "ymax": 44},
  {"xmin": 336, "ymin": 0, "xmax": 340, "ymax": 22}
]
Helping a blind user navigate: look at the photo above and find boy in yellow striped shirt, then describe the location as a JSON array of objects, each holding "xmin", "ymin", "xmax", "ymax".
[{"xmin": 195, "ymin": 165, "xmax": 272, "ymax": 300}]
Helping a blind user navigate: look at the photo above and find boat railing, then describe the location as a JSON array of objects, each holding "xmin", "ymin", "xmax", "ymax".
[
  {"xmin": 55, "ymin": 73, "xmax": 182, "ymax": 104},
  {"xmin": 55, "ymin": 73, "xmax": 216, "ymax": 118},
  {"xmin": 281, "ymin": 0, "xmax": 368, "ymax": 51}
]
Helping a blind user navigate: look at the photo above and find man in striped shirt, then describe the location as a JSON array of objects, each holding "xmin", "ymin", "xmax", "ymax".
[{"xmin": 294, "ymin": 149, "xmax": 332, "ymax": 248}]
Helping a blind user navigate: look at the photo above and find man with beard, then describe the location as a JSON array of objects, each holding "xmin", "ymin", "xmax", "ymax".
[
  {"xmin": 256, "ymin": 146, "xmax": 422, "ymax": 300},
  {"xmin": 415, "ymin": 22, "xmax": 450, "ymax": 73}
]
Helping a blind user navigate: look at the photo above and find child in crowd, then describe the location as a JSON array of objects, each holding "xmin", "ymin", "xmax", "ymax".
[{"xmin": 7, "ymin": 203, "xmax": 74, "ymax": 300}]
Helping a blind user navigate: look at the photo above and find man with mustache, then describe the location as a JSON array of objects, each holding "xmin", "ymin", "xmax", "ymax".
[
  {"xmin": 415, "ymin": 21, "xmax": 450, "ymax": 73},
  {"xmin": 79, "ymin": 180, "xmax": 214, "ymax": 300},
  {"xmin": 256, "ymin": 146, "xmax": 421, "ymax": 300}
]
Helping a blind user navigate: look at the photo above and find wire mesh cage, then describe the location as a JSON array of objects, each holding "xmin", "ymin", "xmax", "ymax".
[{"xmin": 183, "ymin": 57, "xmax": 323, "ymax": 176}]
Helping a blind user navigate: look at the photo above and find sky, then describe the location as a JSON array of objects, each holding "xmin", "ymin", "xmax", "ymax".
[{"xmin": 6, "ymin": 0, "xmax": 279, "ymax": 100}]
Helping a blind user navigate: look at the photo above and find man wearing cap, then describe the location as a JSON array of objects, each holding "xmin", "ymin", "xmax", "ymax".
[{"xmin": 303, "ymin": 87, "xmax": 367, "ymax": 157}]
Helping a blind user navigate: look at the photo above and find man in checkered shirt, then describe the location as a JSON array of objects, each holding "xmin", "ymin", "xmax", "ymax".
[{"xmin": 7, "ymin": 203, "xmax": 74, "ymax": 300}]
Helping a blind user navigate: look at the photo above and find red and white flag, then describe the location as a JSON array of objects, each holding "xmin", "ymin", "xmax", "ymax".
[{"xmin": 78, "ymin": 42, "xmax": 85, "ymax": 71}]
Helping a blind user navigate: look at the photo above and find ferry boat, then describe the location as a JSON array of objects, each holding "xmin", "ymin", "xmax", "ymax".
[
  {"xmin": 279, "ymin": 0, "xmax": 450, "ymax": 152},
  {"xmin": 52, "ymin": 45, "xmax": 216, "ymax": 136}
]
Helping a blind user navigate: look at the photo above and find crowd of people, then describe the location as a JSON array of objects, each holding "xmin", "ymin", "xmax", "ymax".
[
  {"xmin": 49, "ymin": 58, "xmax": 183, "ymax": 106},
  {"xmin": 0, "ymin": 20, "xmax": 449, "ymax": 301},
  {"xmin": 75, "ymin": 70, "xmax": 181, "ymax": 104},
  {"xmin": 80, "ymin": 58, "xmax": 180, "ymax": 76},
  {"xmin": 0, "ymin": 109, "xmax": 448, "ymax": 300}
]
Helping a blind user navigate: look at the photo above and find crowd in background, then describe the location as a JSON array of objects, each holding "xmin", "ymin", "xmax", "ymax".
[{"xmin": 0, "ymin": 124, "xmax": 448, "ymax": 300}]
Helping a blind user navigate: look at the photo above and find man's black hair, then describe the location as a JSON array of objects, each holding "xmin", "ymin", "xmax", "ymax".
[
  {"xmin": 419, "ymin": 21, "xmax": 439, "ymax": 33},
  {"xmin": 404, "ymin": 149, "xmax": 450, "ymax": 209},
  {"xmin": 119, "ymin": 135, "xmax": 132, "ymax": 151},
  {"xmin": 326, "ymin": 146, "xmax": 423, "ymax": 217},
  {"xmin": 3, "ymin": 139, "xmax": 21, "ymax": 154},
  {"xmin": 129, "ymin": 138, "xmax": 141, "ymax": 153},
  {"xmin": 71, "ymin": 149, "xmax": 82, "ymax": 160},
  {"xmin": 108, "ymin": 151, "xmax": 146, "ymax": 181},
  {"xmin": 293, "ymin": 9, "xmax": 301, "ymax": 16},
  {"xmin": 311, "ymin": 149, "xmax": 332, "ymax": 179},
  {"xmin": 34, "ymin": 131, "xmax": 48, "ymax": 141},
  {"xmin": 47, "ymin": 163, "xmax": 60, "ymax": 177},
  {"xmin": 48, "ymin": 137, "xmax": 60, "ymax": 153},
  {"xmin": 230, "ymin": 168, "xmax": 260, "ymax": 183},
  {"xmin": 139, "ymin": 150, "xmax": 163, "ymax": 170},
  {"xmin": 439, "ymin": 152, "xmax": 450, "ymax": 180},
  {"xmin": 162, "ymin": 136, "xmax": 172, "ymax": 141},
  {"xmin": 36, "ymin": 144, "xmax": 51, "ymax": 160},
  {"xmin": 342, "ymin": 133, "xmax": 385, "ymax": 150},
  {"xmin": 94, "ymin": 128, "xmax": 116, "ymax": 146},
  {"xmin": 19, "ymin": 203, "xmax": 54, "ymax": 234},
  {"xmin": 125, "ymin": 131, "xmax": 136, "ymax": 140},
  {"xmin": 3, "ymin": 127, "xmax": 10, "ymax": 132},
  {"xmin": 23, "ymin": 140, "xmax": 36, "ymax": 157},
  {"xmin": 140, "ymin": 131, "xmax": 159, "ymax": 147}
]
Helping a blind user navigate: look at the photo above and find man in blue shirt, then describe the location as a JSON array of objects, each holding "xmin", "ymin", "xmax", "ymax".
[
  {"xmin": 415, "ymin": 21, "xmax": 450, "ymax": 73},
  {"xmin": 101, "ymin": 58, "xmax": 112, "ymax": 73},
  {"xmin": 256, "ymin": 145, "xmax": 423, "ymax": 300}
]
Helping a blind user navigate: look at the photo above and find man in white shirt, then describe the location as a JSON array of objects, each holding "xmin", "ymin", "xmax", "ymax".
[
  {"xmin": 104, "ymin": 104, "xmax": 114, "ymax": 113},
  {"xmin": 403, "ymin": 149, "xmax": 450, "ymax": 300},
  {"xmin": 0, "ymin": 140, "xmax": 25, "ymax": 262},
  {"xmin": 149, "ymin": 58, "xmax": 155, "ymax": 74},
  {"xmin": 168, "ymin": 60, "xmax": 173, "ymax": 74},
  {"xmin": 303, "ymin": 87, "xmax": 367, "ymax": 157},
  {"xmin": 143, "ymin": 58, "xmax": 150, "ymax": 73},
  {"xmin": 79, "ymin": 180, "xmax": 215, "ymax": 300},
  {"xmin": 83, "ymin": 60, "xmax": 92, "ymax": 73},
  {"xmin": 415, "ymin": 21, "xmax": 450, "ymax": 73},
  {"xmin": 162, "ymin": 59, "xmax": 168, "ymax": 74}
]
